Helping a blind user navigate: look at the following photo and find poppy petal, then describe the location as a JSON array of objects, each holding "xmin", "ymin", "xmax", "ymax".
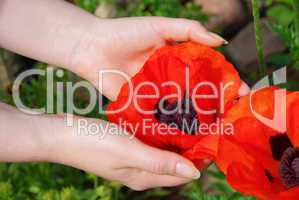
[{"xmin": 287, "ymin": 92, "xmax": 299, "ymax": 147}]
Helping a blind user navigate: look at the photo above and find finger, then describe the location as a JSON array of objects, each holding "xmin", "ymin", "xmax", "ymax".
[
  {"xmin": 151, "ymin": 17, "xmax": 227, "ymax": 47},
  {"xmin": 123, "ymin": 169, "xmax": 192, "ymax": 191},
  {"xmin": 238, "ymin": 81, "xmax": 250, "ymax": 96},
  {"xmin": 129, "ymin": 142, "xmax": 201, "ymax": 180}
]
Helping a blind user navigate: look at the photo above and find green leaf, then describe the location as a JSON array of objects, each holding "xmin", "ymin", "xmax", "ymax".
[
  {"xmin": 267, "ymin": 5, "xmax": 294, "ymax": 25},
  {"xmin": 267, "ymin": 53, "xmax": 292, "ymax": 66},
  {"xmin": 0, "ymin": 182, "xmax": 13, "ymax": 200}
]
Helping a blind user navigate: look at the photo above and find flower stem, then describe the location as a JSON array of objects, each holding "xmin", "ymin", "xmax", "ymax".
[
  {"xmin": 293, "ymin": 0, "xmax": 299, "ymax": 43},
  {"xmin": 251, "ymin": 0, "xmax": 267, "ymax": 76}
]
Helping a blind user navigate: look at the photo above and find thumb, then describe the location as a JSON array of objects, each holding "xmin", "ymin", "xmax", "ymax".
[
  {"xmin": 151, "ymin": 17, "xmax": 227, "ymax": 47},
  {"xmin": 132, "ymin": 143, "xmax": 201, "ymax": 180}
]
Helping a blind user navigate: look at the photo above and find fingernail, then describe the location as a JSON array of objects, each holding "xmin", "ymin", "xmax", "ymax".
[
  {"xmin": 208, "ymin": 32, "xmax": 229, "ymax": 45},
  {"xmin": 176, "ymin": 163, "xmax": 201, "ymax": 179}
]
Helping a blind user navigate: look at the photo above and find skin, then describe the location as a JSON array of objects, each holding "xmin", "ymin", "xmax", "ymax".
[
  {"xmin": 0, "ymin": 102, "xmax": 197, "ymax": 190},
  {"xmin": 0, "ymin": 0, "xmax": 248, "ymax": 191}
]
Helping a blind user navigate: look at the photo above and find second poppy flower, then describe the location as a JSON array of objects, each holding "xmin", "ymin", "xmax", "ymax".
[{"xmin": 216, "ymin": 87, "xmax": 299, "ymax": 199}]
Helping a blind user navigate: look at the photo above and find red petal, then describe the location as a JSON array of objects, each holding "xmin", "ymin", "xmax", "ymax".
[
  {"xmin": 226, "ymin": 162, "xmax": 277, "ymax": 200},
  {"xmin": 278, "ymin": 187, "xmax": 299, "ymax": 199},
  {"xmin": 287, "ymin": 92, "xmax": 299, "ymax": 147},
  {"xmin": 216, "ymin": 137, "xmax": 255, "ymax": 174},
  {"xmin": 223, "ymin": 87, "xmax": 278, "ymax": 123}
]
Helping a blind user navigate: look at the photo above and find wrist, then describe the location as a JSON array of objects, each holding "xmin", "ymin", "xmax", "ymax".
[
  {"xmin": 22, "ymin": 114, "xmax": 62, "ymax": 163},
  {"xmin": 44, "ymin": 116, "xmax": 106, "ymax": 171},
  {"xmin": 0, "ymin": 104, "xmax": 54, "ymax": 162},
  {"xmin": 39, "ymin": 114, "xmax": 75, "ymax": 164}
]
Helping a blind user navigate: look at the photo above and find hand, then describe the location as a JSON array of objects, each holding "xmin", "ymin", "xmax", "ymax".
[
  {"xmin": 70, "ymin": 17, "xmax": 228, "ymax": 100},
  {"xmin": 46, "ymin": 116, "xmax": 201, "ymax": 191},
  {"xmin": 0, "ymin": 103, "xmax": 200, "ymax": 191}
]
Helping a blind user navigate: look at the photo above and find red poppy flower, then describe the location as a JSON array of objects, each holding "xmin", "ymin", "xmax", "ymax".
[
  {"xmin": 216, "ymin": 87, "xmax": 299, "ymax": 199},
  {"xmin": 106, "ymin": 42, "xmax": 241, "ymax": 168}
]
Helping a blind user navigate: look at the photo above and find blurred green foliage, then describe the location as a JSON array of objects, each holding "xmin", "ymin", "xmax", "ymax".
[
  {"xmin": 0, "ymin": 159, "xmax": 254, "ymax": 200},
  {"xmin": 75, "ymin": 0, "xmax": 208, "ymax": 21},
  {"xmin": 181, "ymin": 170, "xmax": 255, "ymax": 200},
  {"xmin": 117, "ymin": 0, "xmax": 208, "ymax": 21},
  {"xmin": 265, "ymin": 0, "xmax": 299, "ymax": 90},
  {"xmin": 75, "ymin": 0, "xmax": 107, "ymax": 13}
]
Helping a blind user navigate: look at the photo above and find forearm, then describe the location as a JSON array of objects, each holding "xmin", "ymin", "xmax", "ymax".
[
  {"xmin": 0, "ymin": 103, "xmax": 53, "ymax": 162},
  {"xmin": 0, "ymin": 0, "xmax": 100, "ymax": 69},
  {"xmin": 0, "ymin": 103, "xmax": 108, "ymax": 165}
]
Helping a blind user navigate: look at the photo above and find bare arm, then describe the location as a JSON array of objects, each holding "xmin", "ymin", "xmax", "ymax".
[
  {"xmin": 0, "ymin": 102, "xmax": 50, "ymax": 162},
  {"xmin": 0, "ymin": 102, "xmax": 200, "ymax": 190},
  {"xmin": 0, "ymin": 0, "xmax": 99, "ymax": 68}
]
